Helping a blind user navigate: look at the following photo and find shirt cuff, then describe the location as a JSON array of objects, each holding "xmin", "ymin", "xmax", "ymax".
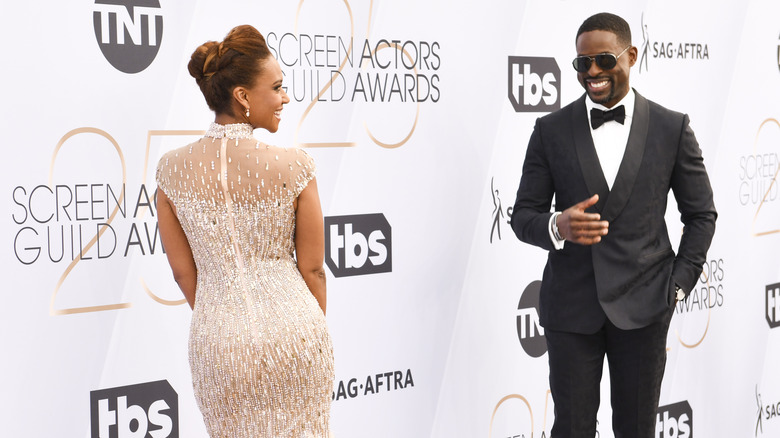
[{"xmin": 548, "ymin": 212, "xmax": 565, "ymax": 250}]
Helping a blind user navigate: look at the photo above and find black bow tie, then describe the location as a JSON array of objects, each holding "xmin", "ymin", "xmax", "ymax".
[{"xmin": 590, "ymin": 105, "xmax": 626, "ymax": 129}]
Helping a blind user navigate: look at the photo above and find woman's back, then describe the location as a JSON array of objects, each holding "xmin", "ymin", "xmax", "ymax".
[
  {"xmin": 157, "ymin": 123, "xmax": 315, "ymax": 273},
  {"xmin": 156, "ymin": 123, "xmax": 333, "ymax": 437}
]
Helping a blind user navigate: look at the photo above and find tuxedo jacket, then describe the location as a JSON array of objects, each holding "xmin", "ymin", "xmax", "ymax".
[{"xmin": 511, "ymin": 90, "xmax": 716, "ymax": 333}]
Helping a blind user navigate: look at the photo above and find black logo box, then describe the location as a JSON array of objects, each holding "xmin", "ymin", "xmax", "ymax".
[
  {"xmin": 90, "ymin": 380, "xmax": 178, "ymax": 438},
  {"xmin": 324, "ymin": 213, "xmax": 392, "ymax": 277}
]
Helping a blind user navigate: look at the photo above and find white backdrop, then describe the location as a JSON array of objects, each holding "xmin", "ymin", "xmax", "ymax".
[{"xmin": 2, "ymin": 1, "xmax": 779, "ymax": 437}]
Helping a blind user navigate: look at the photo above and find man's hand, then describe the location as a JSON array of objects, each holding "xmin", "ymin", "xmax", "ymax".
[{"xmin": 556, "ymin": 194, "xmax": 609, "ymax": 245}]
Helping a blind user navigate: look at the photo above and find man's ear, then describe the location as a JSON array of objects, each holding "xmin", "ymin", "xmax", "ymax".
[{"xmin": 628, "ymin": 46, "xmax": 639, "ymax": 67}]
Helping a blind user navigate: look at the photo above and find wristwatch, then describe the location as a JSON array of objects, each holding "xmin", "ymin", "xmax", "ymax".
[
  {"xmin": 675, "ymin": 286, "xmax": 685, "ymax": 302},
  {"xmin": 552, "ymin": 212, "xmax": 564, "ymax": 241}
]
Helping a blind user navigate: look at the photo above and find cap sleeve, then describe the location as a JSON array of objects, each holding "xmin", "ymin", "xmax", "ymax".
[
  {"xmin": 293, "ymin": 148, "xmax": 316, "ymax": 197},
  {"xmin": 155, "ymin": 152, "xmax": 172, "ymax": 198}
]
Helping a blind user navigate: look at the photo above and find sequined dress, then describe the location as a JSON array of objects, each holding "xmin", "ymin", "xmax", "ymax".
[{"xmin": 156, "ymin": 123, "xmax": 334, "ymax": 437}]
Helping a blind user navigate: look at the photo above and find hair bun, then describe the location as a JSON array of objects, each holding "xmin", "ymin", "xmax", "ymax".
[
  {"xmin": 188, "ymin": 25, "xmax": 272, "ymax": 116},
  {"xmin": 222, "ymin": 25, "xmax": 266, "ymax": 52},
  {"xmin": 188, "ymin": 41, "xmax": 220, "ymax": 83}
]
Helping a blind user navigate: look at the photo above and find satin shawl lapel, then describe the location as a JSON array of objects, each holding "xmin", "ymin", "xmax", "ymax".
[
  {"xmin": 600, "ymin": 91, "xmax": 650, "ymax": 222},
  {"xmin": 572, "ymin": 95, "xmax": 609, "ymax": 213}
]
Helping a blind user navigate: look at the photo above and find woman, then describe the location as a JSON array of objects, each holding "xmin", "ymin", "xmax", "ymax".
[{"xmin": 156, "ymin": 25, "xmax": 334, "ymax": 437}]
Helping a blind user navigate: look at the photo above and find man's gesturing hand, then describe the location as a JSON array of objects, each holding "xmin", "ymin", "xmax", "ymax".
[{"xmin": 556, "ymin": 194, "xmax": 609, "ymax": 245}]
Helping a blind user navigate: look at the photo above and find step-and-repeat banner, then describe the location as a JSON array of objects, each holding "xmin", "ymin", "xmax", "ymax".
[{"xmin": 2, "ymin": 1, "xmax": 778, "ymax": 437}]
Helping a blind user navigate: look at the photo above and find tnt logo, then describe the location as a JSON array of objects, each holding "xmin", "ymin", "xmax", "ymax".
[
  {"xmin": 325, "ymin": 213, "xmax": 391, "ymax": 277},
  {"xmin": 507, "ymin": 56, "xmax": 560, "ymax": 113},
  {"xmin": 517, "ymin": 280, "xmax": 546, "ymax": 358},
  {"xmin": 656, "ymin": 401, "xmax": 693, "ymax": 438},
  {"xmin": 767, "ymin": 283, "xmax": 780, "ymax": 328},
  {"xmin": 90, "ymin": 380, "xmax": 178, "ymax": 438},
  {"xmin": 93, "ymin": 0, "xmax": 164, "ymax": 73}
]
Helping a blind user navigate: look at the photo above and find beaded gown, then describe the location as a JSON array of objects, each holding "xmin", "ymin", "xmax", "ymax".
[{"xmin": 156, "ymin": 123, "xmax": 334, "ymax": 437}]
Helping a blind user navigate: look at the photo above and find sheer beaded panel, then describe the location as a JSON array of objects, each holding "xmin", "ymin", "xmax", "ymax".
[{"xmin": 156, "ymin": 124, "xmax": 333, "ymax": 437}]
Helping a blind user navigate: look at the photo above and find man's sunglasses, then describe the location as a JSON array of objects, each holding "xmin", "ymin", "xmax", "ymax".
[{"xmin": 572, "ymin": 46, "xmax": 631, "ymax": 73}]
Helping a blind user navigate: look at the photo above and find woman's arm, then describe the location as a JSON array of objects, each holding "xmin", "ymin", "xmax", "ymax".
[
  {"xmin": 156, "ymin": 189, "xmax": 197, "ymax": 309},
  {"xmin": 294, "ymin": 178, "xmax": 327, "ymax": 314}
]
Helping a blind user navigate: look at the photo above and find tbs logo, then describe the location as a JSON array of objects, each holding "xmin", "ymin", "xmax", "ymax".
[
  {"xmin": 90, "ymin": 380, "xmax": 178, "ymax": 438},
  {"xmin": 93, "ymin": 0, "xmax": 164, "ymax": 73},
  {"xmin": 507, "ymin": 56, "xmax": 560, "ymax": 112},
  {"xmin": 656, "ymin": 401, "xmax": 693, "ymax": 438},
  {"xmin": 767, "ymin": 283, "xmax": 780, "ymax": 329},
  {"xmin": 325, "ymin": 213, "xmax": 391, "ymax": 277}
]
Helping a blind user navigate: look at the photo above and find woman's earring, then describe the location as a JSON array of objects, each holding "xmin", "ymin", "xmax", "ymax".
[{"xmin": 245, "ymin": 107, "xmax": 250, "ymax": 118}]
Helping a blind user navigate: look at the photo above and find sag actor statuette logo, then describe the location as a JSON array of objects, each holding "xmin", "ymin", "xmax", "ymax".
[
  {"xmin": 638, "ymin": 12, "xmax": 709, "ymax": 74},
  {"xmin": 489, "ymin": 177, "xmax": 513, "ymax": 243},
  {"xmin": 755, "ymin": 385, "xmax": 780, "ymax": 436}
]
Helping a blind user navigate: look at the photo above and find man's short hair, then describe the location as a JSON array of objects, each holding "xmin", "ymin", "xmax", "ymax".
[{"xmin": 576, "ymin": 12, "xmax": 632, "ymax": 47}]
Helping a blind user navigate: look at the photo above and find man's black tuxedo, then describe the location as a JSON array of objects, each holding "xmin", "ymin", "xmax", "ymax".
[{"xmin": 511, "ymin": 90, "xmax": 716, "ymax": 334}]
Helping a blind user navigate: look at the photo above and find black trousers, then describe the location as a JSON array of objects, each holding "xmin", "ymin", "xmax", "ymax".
[{"xmin": 545, "ymin": 306, "xmax": 675, "ymax": 438}]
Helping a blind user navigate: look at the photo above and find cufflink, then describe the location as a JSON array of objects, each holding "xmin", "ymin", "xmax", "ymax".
[{"xmin": 675, "ymin": 286, "xmax": 685, "ymax": 302}]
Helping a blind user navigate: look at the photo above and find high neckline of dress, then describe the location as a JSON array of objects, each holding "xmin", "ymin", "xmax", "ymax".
[{"xmin": 205, "ymin": 122, "xmax": 254, "ymax": 139}]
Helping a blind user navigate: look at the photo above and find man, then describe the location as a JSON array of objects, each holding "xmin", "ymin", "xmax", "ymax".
[{"xmin": 511, "ymin": 12, "xmax": 716, "ymax": 437}]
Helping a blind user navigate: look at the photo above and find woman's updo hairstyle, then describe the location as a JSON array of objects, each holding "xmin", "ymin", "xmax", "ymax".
[{"xmin": 188, "ymin": 25, "xmax": 272, "ymax": 116}]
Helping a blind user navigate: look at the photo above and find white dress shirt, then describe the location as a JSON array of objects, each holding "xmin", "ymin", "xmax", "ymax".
[
  {"xmin": 549, "ymin": 89, "xmax": 636, "ymax": 249},
  {"xmin": 587, "ymin": 89, "xmax": 635, "ymax": 189}
]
